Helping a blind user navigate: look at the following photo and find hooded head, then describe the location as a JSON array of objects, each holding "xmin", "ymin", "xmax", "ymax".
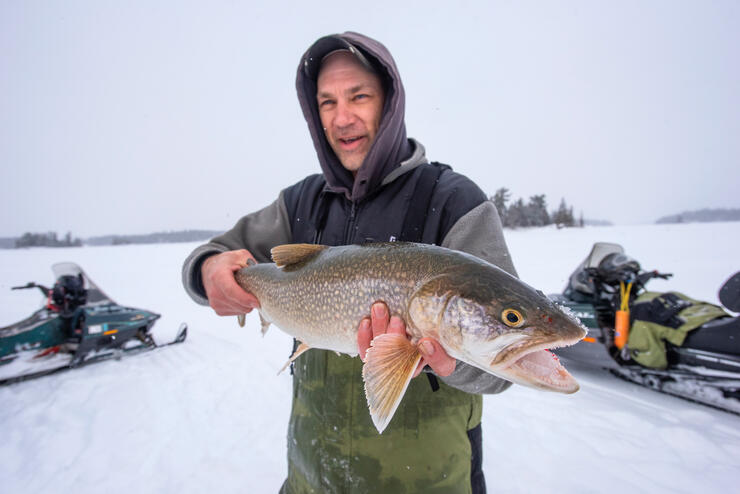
[{"xmin": 296, "ymin": 32, "xmax": 412, "ymax": 202}]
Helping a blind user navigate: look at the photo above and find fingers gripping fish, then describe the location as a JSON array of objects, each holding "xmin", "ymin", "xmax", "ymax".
[{"xmin": 234, "ymin": 242, "xmax": 587, "ymax": 433}]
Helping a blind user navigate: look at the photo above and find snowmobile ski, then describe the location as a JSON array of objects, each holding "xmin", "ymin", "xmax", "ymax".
[
  {"xmin": 609, "ymin": 364, "xmax": 740, "ymax": 416},
  {"xmin": 0, "ymin": 323, "xmax": 188, "ymax": 386}
]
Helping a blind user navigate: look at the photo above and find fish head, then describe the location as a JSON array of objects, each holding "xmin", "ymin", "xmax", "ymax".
[{"xmin": 408, "ymin": 265, "xmax": 587, "ymax": 393}]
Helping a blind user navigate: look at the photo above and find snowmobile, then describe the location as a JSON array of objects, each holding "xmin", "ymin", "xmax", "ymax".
[
  {"xmin": 0, "ymin": 262, "xmax": 187, "ymax": 385},
  {"xmin": 551, "ymin": 242, "xmax": 740, "ymax": 414}
]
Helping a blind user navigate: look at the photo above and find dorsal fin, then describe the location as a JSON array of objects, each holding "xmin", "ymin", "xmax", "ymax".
[{"xmin": 271, "ymin": 244, "xmax": 328, "ymax": 268}]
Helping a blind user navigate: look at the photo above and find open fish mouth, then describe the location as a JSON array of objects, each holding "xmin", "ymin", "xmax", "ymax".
[{"xmin": 493, "ymin": 337, "xmax": 584, "ymax": 393}]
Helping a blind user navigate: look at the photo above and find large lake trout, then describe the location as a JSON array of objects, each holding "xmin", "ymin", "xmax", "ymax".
[{"xmin": 235, "ymin": 242, "xmax": 586, "ymax": 432}]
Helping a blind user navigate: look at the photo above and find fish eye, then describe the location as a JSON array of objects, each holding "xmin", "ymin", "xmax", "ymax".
[{"xmin": 502, "ymin": 309, "xmax": 524, "ymax": 328}]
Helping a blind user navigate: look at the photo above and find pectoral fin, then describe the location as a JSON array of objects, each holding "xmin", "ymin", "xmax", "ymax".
[
  {"xmin": 278, "ymin": 341, "xmax": 311, "ymax": 375},
  {"xmin": 362, "ymin": 333, "xmax": 422, "ymax": 434}
]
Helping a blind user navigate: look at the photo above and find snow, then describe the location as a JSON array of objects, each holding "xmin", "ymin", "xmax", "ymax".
[{"xmin": 1, "ymin": 222, "xmax": 739, "ymax": 494}]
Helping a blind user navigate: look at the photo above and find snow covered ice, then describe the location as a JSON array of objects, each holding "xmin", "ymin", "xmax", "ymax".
[{"xmin": 1, "ymin": 223, "xmax": 739, "ymax": 493}]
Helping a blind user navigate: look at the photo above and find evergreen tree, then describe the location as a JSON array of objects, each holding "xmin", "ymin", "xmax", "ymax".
[
  {"xmin": 507, "ymin": 198, "xmax": 528, "ymax": 227},
  {"xmin": 526, "ymin": 194, "xmax": 550, "ymax": 227},
  {"xmin": 491, "ymin": 188, "xmax": 510, "ymax": 227},
  {"xmin": 552, "ymin": 198, "xmax": 575, "ymax": 227}
]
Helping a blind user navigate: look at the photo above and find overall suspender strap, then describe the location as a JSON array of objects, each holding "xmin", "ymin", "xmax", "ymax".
[
  {"xmin": 399, "ymin": 162, "xmax": 450, "ymax": 244},
  {"xmin": 399, "ymin": 162, "xmax": 450, "ymax": 392}
]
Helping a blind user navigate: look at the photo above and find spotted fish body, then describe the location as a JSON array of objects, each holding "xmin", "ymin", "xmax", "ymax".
[
  {"xmin": 237, "ymin": 243, "xmax": 459, "ymax": 354},
  {"xmin": 235, "ymin": 242, "xmax": 586, "ymax": 432}
]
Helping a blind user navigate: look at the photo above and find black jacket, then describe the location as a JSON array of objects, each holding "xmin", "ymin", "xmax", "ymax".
[{"xmin": 285, "ymin": 162, "xmax": 483, "ymax": 247}]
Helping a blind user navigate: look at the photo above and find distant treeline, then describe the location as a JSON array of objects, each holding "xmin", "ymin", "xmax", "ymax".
[
  {"xmin": 3, "ymin": 230, "xmax": 222, "ymax": 249},
  {"xmin": 490, "ymin": 188, "xmax": 581, "ymax": 228},
  {"xmin": 656, "ymin": 208, "xmax": 740, "ymax": 224},
  {"xmin": 15, "ymin": 231, "xmax": 83, "ymax": 248},
  {"xmin": 87, "ymin": 230, "xmax": 222, "ymax": 246}
]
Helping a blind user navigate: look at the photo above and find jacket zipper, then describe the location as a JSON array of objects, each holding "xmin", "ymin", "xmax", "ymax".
[{"xmin": 344, "ymin": 202, "xmax": 358, "ymax": 244}]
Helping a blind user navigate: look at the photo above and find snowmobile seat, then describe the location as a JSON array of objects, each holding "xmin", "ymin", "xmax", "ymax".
[{"xmin": 682, "ymin": 316, "xmax": 740, "ymax": 357}]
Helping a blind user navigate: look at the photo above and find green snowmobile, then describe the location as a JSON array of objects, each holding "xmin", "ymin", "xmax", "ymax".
[
  {"xmin": 551, "ymin": 242, "xmax": 740, "ymax": 415},
  {"xmin": 0, "ymin": 262, "xmax": 186, "ymax": 385}
]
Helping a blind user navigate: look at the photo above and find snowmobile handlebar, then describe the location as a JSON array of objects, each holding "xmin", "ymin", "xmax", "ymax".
[
  {"xmin": 637, "ymin": 270, "xmax": 673, "ymax": 285},
  {"xmin": 584, "ymin": 267, "xmax": 673, "ymax": 290},
  {"xmin": 11, "ymin": 282, "xmax": 50, "ymax": 296}
]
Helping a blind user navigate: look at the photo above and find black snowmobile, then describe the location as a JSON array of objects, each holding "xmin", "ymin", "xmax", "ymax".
[
  {"xmin": 551, "ymin": 242, "xmax": 740, "ymax": 414},
  {"xmin": 0, "ymin": 262, "xmax": 187, "ymax": 385}
]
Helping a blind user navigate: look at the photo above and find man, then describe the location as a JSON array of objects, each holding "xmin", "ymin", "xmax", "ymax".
[{"xmin": 182, "ymin": 32, "xmax": 517, "ymax": 494}]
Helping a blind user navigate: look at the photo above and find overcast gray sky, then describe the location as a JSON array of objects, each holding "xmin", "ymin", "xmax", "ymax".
[{"xmin": 1, "ymin": 1, "xmax": 738, "ymax": 237}]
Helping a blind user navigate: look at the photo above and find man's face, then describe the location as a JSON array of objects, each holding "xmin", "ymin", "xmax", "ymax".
[{"xmin": 316, "ymin": 51, "xmax": 385, "ymax": 175}]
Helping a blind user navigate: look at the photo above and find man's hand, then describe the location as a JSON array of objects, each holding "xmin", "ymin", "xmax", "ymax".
[
  {"xmin": 201, "ymin": 250, "xmax": 260, "ymax": 316},
  {"xmin": 357, "ymin": 302, "xmax": 456, "ymax": 377}
]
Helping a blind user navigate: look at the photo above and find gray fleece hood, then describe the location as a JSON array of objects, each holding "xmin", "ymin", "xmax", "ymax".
[{"xmin": 296, "ymin": 32, "xmax": 413, "ymax": 202}]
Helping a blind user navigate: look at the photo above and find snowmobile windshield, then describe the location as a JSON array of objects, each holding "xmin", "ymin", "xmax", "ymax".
[
  {"xmin": 584, "ymin": 243, "xmax": 624, "ymax": 268},
  {"xmin": 51, "ymin": 263, "xmax": 114, "ymax": 306}
]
